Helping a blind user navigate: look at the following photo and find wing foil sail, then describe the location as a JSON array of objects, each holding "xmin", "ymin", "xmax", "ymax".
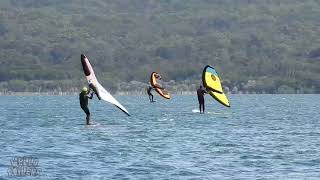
[
  {"xmin": 96, "ymin": 82, "xmax": 130, "ymax": 116},
  {"xmin": 202, "ymin": 65, "xmax": 230, "ymax": 107},
  {"xmin": 150, "ymin": 72, "xmax": 171, "ymax": 99},
  {"xmin": 81, "ymin": 54, "xmax": 130, "ymax": 116},
  {"xmin": 202, "ymin": 65, "xmax": 223, "ymax": 93}
]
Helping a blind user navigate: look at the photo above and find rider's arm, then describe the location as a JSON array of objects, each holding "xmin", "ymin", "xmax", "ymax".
[
  {"xmin": 87, "ymin": 89, "xmax": 94, "ymax": 99},
  {"xmin": 89, "ymin": 93, "xmax": 94, "ymax": 99},
  {"xmin": 203, "ymin": 89, "xmax": 208, "ymax": 94}
]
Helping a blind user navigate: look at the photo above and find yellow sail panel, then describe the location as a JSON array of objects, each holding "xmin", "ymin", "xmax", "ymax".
[
  {"xmin": 208, "ymin": 90, "xmax": 231, "ymax": 108},
  {"xmin": 202, "ymin": 65, "xmax": 223, "ymax": 93},
  {"xmin": 202, "ymin": 65, "xmax": 231, "ymax": 108}
]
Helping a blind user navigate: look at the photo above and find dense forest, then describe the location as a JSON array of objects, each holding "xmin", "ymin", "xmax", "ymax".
[{"xmin": 0, "ymin": 0, "xmax": 319, "ymax": 94}]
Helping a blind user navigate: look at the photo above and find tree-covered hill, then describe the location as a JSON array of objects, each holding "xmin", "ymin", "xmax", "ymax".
[{"xmin": 0, "ymin": 0, "xmax": 319, "ymax": 93}]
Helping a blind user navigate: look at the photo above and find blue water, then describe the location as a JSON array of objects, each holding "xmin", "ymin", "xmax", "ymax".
[{"xmin": 1, "ymin": 95, "xmax": 320, "ymax": 179}]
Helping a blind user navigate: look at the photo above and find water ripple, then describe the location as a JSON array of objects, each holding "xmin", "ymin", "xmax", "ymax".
[{"xmin": 0, "ymin": 95, "xmax": 320, "ymax": 179}]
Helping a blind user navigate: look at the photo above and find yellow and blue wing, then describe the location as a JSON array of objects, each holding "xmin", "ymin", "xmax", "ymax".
[
  {"xmin": 202, "ymin": 65, "xmax": 223, "ymax": 94},
  {"xmin": 202, "ymin": 65, "xmax": 230, "ymax": 108},
  {"xmin": 208, "ymin": 90, "xmax": 230, "ymax": 108}
]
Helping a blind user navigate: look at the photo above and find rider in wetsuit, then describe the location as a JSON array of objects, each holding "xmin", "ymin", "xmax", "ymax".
[
  {"xmin": 79, "ymin": 87, "xmax": 94, "ymax": 125},
  {"xmin": 197, "ymin": 85, "xmax": 207, "ymax": 113},
  {"xmin": 147, "ymin": 86, "xmax": 154, "ymax": 102}
]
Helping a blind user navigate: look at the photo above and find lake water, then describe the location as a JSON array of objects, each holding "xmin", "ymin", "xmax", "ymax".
[{"xmin": 0, "ymin": 95, "xmax": 320, "ymax": 179}]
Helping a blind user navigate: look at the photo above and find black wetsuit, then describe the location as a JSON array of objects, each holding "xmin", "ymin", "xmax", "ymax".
[
  {"xmin": 147, "ymin": 86, "xmax": 154, "ymax": 102},
  {"xmin": 79, "ymin": 91, "xmax": 93, "ymax": 116},
  {"xmin": 197, "ymin": 88, "xmax": 207, "ymax": 113}
]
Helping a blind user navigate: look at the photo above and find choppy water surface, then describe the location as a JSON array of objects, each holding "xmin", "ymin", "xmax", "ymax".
[{"xmin": 0, "ymin": 95, "xmax": 320, "ymax": 179}]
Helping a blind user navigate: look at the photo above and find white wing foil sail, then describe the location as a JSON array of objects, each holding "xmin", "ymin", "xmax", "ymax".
[
  {"xmin": 96, "ymin": 82, "xmax": 130, "ymax": 116},
  {"xmin": 81, "ymin": 54, "xmax": 130, "ymax": 116}
]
